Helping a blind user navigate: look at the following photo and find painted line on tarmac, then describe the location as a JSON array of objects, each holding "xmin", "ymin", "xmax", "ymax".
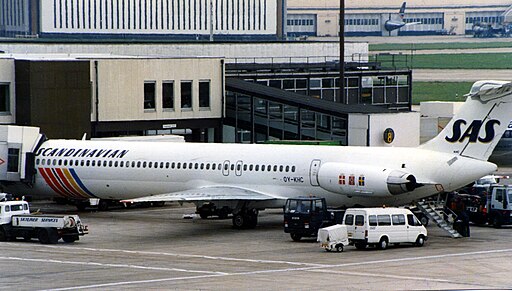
[
  {"xmin": 308, "ymin": 269, "xmax": 451, "ymax": 283},
  {"xmin": 3, "ymin": 243, "xmax": 327, "ymax": 267},
  {"xmin": 0, "ymin": 255, "xmax": 228, "ymax": 275},
  {"xmin": 38, "ymin": 248, "xmax": 512, "ymax": 290}
]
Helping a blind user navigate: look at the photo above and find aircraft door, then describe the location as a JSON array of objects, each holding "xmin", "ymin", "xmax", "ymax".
[
  {"xmin": 222, "ymin": 160, "xmax": 230, "ymax": 176},
  {"xmin": 309, "ymin": 159, "xmax": 321, "ymax": 186},
  {"xmin": 0, "ymin": 142, "xmax": 7, "ymax": 180},
  {"xmin": 235, "ymin": 160, "xmax": 243, "ymax": 176}
]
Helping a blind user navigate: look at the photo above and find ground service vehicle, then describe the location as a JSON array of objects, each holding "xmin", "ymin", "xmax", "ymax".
[
  {"xmin": 344, "ymin": 207, "xmax": 427, "ymax": 250},
  {"xmin": 451, "ymin": 184, "xmax": 512, "ymax": 227},
  {"xmin": 0, "ymin": 199, "xmax": 88, "ymax": 244},
  {"xmin": 317, "ymin": 224, "xmax": 349, "ymax": 252},
  {"xmin": 284, "ymin": 197, "xmax": 344, "ymax": 241}
]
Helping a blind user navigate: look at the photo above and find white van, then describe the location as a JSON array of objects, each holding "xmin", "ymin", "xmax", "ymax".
[{"xmin": 343, "ymin": 207, "xmax": 427, "ymax": 250}]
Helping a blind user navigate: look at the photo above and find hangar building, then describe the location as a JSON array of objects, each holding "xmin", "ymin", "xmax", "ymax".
[
  {"xmin": 0, "ymin": 0, "xmax": 286, "ymax": 40},
  {"xmin": 287, "ymin": 0, "xmax": 512, "ymax": 36}
]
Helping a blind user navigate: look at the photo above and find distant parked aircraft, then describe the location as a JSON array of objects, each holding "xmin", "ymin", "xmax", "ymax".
[{"xmin": 384, "ymin": 2, "xmax": 421, "ymax": 35}]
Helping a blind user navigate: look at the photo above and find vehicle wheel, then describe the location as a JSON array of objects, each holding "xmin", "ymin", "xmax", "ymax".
[
  {"xmin": 420, "ymin": 216, "xmax": 429, "ymax": 226},
  {"xmin": 98, "ymin": 200, "xmax": 109, "ymax": 211},
  {"xmin": 336, "ymin": 245, "xmax": 344, "ymax": 252},
  {"xmin": 290, "ymin": 233, "xmax": 302, "ymax": 241},
  {"xmin": 39, "ymin": 228, "xmax": 59, "ymax": 244},
  {"xmin": 199, "ymin": 211, "xmax": 209, "ymax": 219},
  {"xmin": 415, "ymin": 235, "xmax": 425, "ymax": 247},
  {"xmin": 355, "ymin": 242, "xmax": 366, "ymax": 250},
  {"xmin": 378, "ymin": 237, "xmax": 388, "ymax": 250},
  {"xmin": 38, "ymin": 228, "xmax": 49, "ymax": 244},
  {"xmin": 232, "ymin": 213, "xmax": 245, "ymax": 229},
  {"xmin": 62, "ymin": 235, "xmax": 79, "ymax": 243},
  {"xmin": 493, "ymin": 216, "xmax": 502, "ymax": 228},
  {"xmin": 0, "ymin": 228, "xmax": 6, "ymax": 242}
]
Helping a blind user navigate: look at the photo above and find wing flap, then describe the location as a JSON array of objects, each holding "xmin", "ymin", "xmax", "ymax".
[{"xmin": 121, "ymin": 186, "xmax": 285, "ymax": 203}]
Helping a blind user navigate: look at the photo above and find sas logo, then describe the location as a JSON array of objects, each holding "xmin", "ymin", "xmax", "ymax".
[{"xmin": 445, "ymin": 119, "xmax": 500, "ymax": 143}]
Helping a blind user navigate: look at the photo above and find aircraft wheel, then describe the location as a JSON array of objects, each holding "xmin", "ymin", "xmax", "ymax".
[
  {"xmin": 98, "ymin": 200, "xmax": 109, "ymax": 211},
  {"xmin": 199, "ymin": 211, "xmax": 209, "ymax": 219},
  {"xmin": 232, "ymin": 213, "xmax": 245, "ymax": 229}
]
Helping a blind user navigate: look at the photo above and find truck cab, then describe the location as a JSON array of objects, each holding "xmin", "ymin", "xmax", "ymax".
[
  {"xmin": 284, "ymin": 197, "xmax": 343, "ymax": 241},
  {"xmin": 0, "ymin": 201, "xmax": 30, "ymax": 225}
]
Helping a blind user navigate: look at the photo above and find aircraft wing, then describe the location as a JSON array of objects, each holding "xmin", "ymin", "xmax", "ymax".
[
  {"xmin": 405, "ymin": 22, "xmax": 421, "ymax": 26},
  {"xmin": 120, "ymin": 186, "xmax": 286, "ymax": 203}
]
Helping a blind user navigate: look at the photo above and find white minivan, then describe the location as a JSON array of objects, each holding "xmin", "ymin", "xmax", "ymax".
[{"xmin": 343, "ymin": 207, "xmax": 427, "ymax": 250}]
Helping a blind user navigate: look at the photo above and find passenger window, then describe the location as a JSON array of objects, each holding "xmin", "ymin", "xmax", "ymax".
[
  {"xmin": 177, "ymin": 163, "xmax": 181, "ymax": 169},
  {"xmin": 58, "ymin": 160, "xmax": 62, "ymax": 166},
  {"xmin": 165, "ymin": 162, "xmax": 170, "ymax": 168},
  {"xmin": 81, "ymin": 160, "xmax": 85, "ymax": 167},
  {"xmin": 92, "ymin": 160, "xmax": 96, "ymax": 167},
  {"xmin": 267, "ymin": 165, "xmax": 272, "ymax": 171},
  {"xmin": 114, "ymin": 161, "xmax": 118, "ymax": 167},
  {"xmin": 211, "ymin": 163, "xmax": 216, "ymax": 170},
  {"xmin": 87, "ymin": 160, "xmax": 91, "ymax": 167},
  {"xmin": 392, "ymin": 214, "xmax": 405, "ymax": 225},
  {"xmin": 137, "ymin": 161, "xmax": 141, "ymax": 168},
  {"xmin": 230, "ymin": 164, "xmax": 234, "ymax": 171},
  {"xmin": 206, "ymin": 163, "xmax": 210, "ymax": 170},
  {"xmin": 188, "ymin": 163, "xmax": 193, "ymax": 169},
  {"xmin": 369, "ymin": 215, "xmax": 377, "ymax": 226},
  {"xmin": 36, "ymin": 159, "xmax": 40, "ymax": 165},
  {"xmin": 200, "ymin": 163, "xmax": 204, "ymax": 170},
  {"xmin": 255, "ymin": 165, "xmax": 259, "ymax": 171},
  {"xmin": 109, "ymin": 161, "xmax": 113, "ymax": 167},
  {"xmin": 273, "ymin": 165, "xmax": 278, "ymax": 172},
  {"xmin": 285, "ymin": 166, "xmax": 289, "ymax": 172},
  {"xmin": 355, "ymin": 215, "xmax": 365, "ymax": 226},
  {"xmin": 132, "ymin": 161, "xmax": 136, "ymax": 167},
  {"xmin": 279, "ymin": 165, "xmax": 283, "ymax": 172},
  {"xmin": 195, "ymin": 163, "xmax": 199, "ymax": 169},
  {"xmin": 160, "ymin": 162, "xmax": 164, "ymax": 168},
  {"xmin": 148, "ymin": 162, "xmax": 152, "ymax": 168},
  {"xmin": 292, "ymin": 166, "xmax": 296, "ymax": 172},
  {"xmin": 344, "ymin": 214, "xmax": 354, "ymax": 225},
  {"xmin": 243, "ymin": 164, "xmax": 247, "ymax": 171},
  {"xmin": 183, "ymin": 163, "xmax": 187, "ymax": 169},
  {"xmin": 377, "ymin": 215, "xmax": 391, "ymax": 226},
  {"xmin": 5, "ymin": 205, "xmax": 9, "ymax": 212}
]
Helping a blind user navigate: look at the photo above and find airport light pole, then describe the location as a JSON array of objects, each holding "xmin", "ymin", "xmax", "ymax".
[{"xmin": 339, "ymin": 0, "xmax": 345, "ymax": 103}]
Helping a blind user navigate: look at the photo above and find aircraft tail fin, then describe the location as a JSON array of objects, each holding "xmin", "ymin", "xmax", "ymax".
[
  {"xmin": 399, "ymin": 2, "xmax": 406, "ymax": 19},
  {"xmin": 420, "ymin": 80, "xmax": 512, "ymax": 161}
]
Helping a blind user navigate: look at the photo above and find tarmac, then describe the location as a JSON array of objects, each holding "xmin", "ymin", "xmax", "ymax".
[{"xmin": 2, "ymin": 200, "xmax": 512, "ymax": 290}]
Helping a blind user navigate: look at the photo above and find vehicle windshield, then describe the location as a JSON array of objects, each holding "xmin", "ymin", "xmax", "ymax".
[{"xmin": 285, "ymin": 199, "xmax": 312, "ymax": 214}]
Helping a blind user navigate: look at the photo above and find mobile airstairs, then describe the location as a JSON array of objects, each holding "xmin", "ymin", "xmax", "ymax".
[{"xmin": 415, "ymin": 200, "xmax": 463, "ymax": 238}]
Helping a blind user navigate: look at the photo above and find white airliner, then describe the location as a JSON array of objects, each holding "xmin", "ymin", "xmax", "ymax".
[{"xmin": 2, "ymin": 80, "xmax": 512, "ymax": 229}]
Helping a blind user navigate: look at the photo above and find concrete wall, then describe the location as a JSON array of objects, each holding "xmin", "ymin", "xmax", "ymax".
[
  {"xmin": 0, "ymin": 42, "xmax": 367, "ymax": 63},
  {"xmin": 348, "ymin": 112, "xmax": 420, "ymax": 147},
  {"xmin": 0, "ymin": 58, "xmax": 16, "ymax": 125},
  {"xmin": 93, "ymin": 58, "xmax": 223, "ymax": 122}
]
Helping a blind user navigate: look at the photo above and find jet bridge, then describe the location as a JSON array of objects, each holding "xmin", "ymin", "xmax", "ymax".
[{"xmin": 0, "ymin": 126, "xmax": 45, "ymax": 183}]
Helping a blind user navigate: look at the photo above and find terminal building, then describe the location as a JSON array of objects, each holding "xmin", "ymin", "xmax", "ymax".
[
  {"xmin": 0, "ymin": 40, "xmax": 419, "ymax": 147},
  {"xmin": 287, "ymin": 0, "xmax": 512, "ymax": 36}
]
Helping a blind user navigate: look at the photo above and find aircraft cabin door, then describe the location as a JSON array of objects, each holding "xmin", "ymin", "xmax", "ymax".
[
  {"xmin": 235, "ymin": 160, "xmax": 243, "ymax": 176},
  {"xmin": 309, "ymin": 159, "xmax": 321, "ymax": 186},
  {"xmin": 222, "ymin": 160, "xmax": 230, "ymax": 176}
]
